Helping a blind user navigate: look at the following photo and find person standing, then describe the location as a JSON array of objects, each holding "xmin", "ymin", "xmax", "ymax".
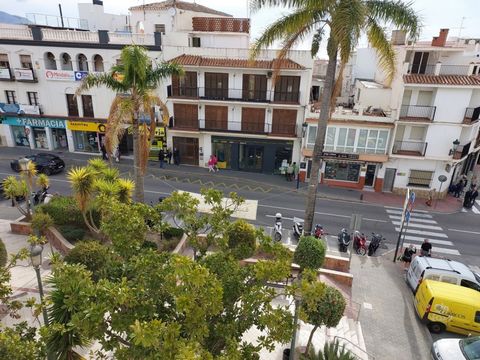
[
  {"xmin": 212, "ymin": 154, "xmax": 219, "ymax": 172},
  {"xmin": 158, "ymin": 148, "xmax": 165, "ymax": 168},
  {"xmin": 420, "ymin": 239, "xmax": 432, "ymax": 257},
  {"xmin": 173, "ymin": 148, "xmax": 180, "ymax": 165},
  {"xmin": 454, "ymin": 179, "xmax": 465, "ymax": 198},
  {"xmin": 401, "ymin": 244, "xmax": 416, "ymax": 270},
  {"xmin": 100, "ymin": 142, "xmax": 108, "ymax": 160},
  {"xmin": 167, "ymin": 148, "xmax": 173, "ymax": 165},
  {"xmin": 286, "ymin": 163, "xmax": 294, "ymax": 181},
  {"xmin": 293, "ymin": 162, "xmax": 299, "ymax": 180},
  {"xmin": 208, "ymin": 155, "xmax": 215, "ymax": 172}
]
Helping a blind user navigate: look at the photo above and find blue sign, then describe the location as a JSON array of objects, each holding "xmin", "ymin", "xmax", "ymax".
[
  {"xmin": 405, "ymin": 210, "xmax": 411, "ymax": 223},
  {"xmin": 2, "ymin": 116, "xmax": 66, "ymax": 129},
  {"xmin": 74, "ymin": 71, "xmax": 88, "ymax": 81},
  {"xmin": 409, "ymin": 192, "xmax": 416, "ymax": 204}
]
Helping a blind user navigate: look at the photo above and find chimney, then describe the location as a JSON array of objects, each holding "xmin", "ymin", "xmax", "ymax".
[
  {"xmin": 432, "ymin": 28, "xmax": 449, "ymax": 47},
  {"xmin": 391, "ymin": 30, "xmax": 406, "ymax": 45}
]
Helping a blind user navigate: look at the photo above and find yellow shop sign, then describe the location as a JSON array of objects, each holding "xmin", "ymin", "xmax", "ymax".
[{"xmin": 67, "ymin": 121, "xmax": 105, "ymax": 133}]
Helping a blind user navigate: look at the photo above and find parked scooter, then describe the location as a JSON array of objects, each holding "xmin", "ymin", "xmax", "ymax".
[
  {"xmin": 33, "ymin": 186, "xmax": 49, "ymax": 206},
  {"xmin": 353, "ymin": 231, "xmax": 368, "ymax": 255},
  {"xmin": 274, "ymin": 213, "xmax": 283, "ymax": 242},
  {"xmin": 314, "ymin": 224, "xmax": 325, "ymax": 239},
  {"xmin": 368, "ymin": 233, "xmax": 385, "ymax": 256},
  {"xmin": 337, "ymin": 228, "xmax": 351, "ymax": 252},
  {"xmin": 292, "ymin": 217, "xmax": 304, "ymax": 240}
]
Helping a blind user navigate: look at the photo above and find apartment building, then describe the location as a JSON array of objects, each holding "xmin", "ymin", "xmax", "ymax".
[{"xmin": 300, "ymin": 29, "xmax": 480, "ymax": 198}]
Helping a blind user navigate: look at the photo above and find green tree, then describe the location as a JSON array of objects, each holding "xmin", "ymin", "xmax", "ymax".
[
  {"xmin": 226, "ymin": 220, "xmax": 257, "ymax": 259},
  {"xmin": 293, "ymin": 236, "xmax": 326, "ymax": 271},
  {"xmin": 251, "ymin": 0, "xmax": 420, "ymax": 233},
  {"xmin": 0, "ymin": 238, "xmax": 7, "ymax": 268},
  {"xmin": 30, "ymin": 211, "xmax": 54, "ymax": 236},
  {"xmin": 76, "ymin": 45, "xmax": 183, "ymax": 202},
  {"xmin": 0, "ymin": 322, "xmax": 45, "ymax": 360}
]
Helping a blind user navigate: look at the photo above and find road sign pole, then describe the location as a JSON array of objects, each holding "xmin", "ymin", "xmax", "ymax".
[{"xmin": 393, "ymin": 216, "xmax": 405, "ymax": 263}]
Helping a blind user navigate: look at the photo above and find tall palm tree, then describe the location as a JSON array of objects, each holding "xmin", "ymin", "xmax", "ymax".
[
  {"xmin": 251, "ymin": 0, "xmax": 420, "ymax": 233},
  {"xmin": 76, "ymin": 45, "xmax": 183, "ymax": 202}
]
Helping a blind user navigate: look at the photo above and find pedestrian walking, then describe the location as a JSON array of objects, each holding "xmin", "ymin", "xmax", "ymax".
[
  {"xmin": 113, "ymin": 146, "xmax": 120, "ymax": 163},
  {"xmin": 158, "ymin": 148, "xmax": 165, "ymax": 168},
  {"xmin": 293, "ymin": 162, "xmax": 299, "ymax": 180},
  {"xmin": 286, "ymin": 163, "xmax": 294, "ymax": 181},
  {"xmin": 100, "ymin": 143, "xmax": 108, "ymax": 160},
  {"xmin": 208, "ymin": 155, "xmax": 215, "ymax": 172},
  {"xmin": 464, "ymin": 185, "xmax": 478, "ymax": 208},
  {"xmin": 173, "ymin": 148, "xmax": 180, "ymax": 165},
  {"xmin": 401, "ymin": 244, "xmax": 416, "ymax": 270},
  {"xmin": 420, "ymin": 239, "xmax": 432, "ymax": 257},
  {"xmin": 454, "ymin": 179, "xmax": 465, "ymax": 198},
  {"xmin": 212, "ymin": 154, "xmax": 219, "ymax": 172},
  {"xmin": 167, "ymin": 148, "xmax": 173, "ymax": 165}
]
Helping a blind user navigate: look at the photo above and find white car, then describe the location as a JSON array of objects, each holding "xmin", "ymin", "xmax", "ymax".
[{"xmin": 431, "ymin": 337, "xmax": 480, "ymax": 360}]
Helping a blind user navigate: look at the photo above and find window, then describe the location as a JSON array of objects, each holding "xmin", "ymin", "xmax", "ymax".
[
  {"xmin": 242, "ymin": 74, "xmax": 267, "ymax": 101},
  {"xmin": 192, "ymin": 37, "xmax": 201, "ymax": 48},
  {"xmin": 325, "ymin": 127, "xmax": 336, "ymax": 151},
  {"xmin": 93, "ymin": 55, "xmax": 104, "ymax": 72},
  {"xmin": 204, "ymin": 72, "xmax": 228, "ymax": 99},
  {"xmin": 460, "ymin": 279, "xmax": 480, "ymax": 292},
  {"xmin": 5, "ymin": 90, "xmax": 16, "ymax": 104},
  {"xmin": 0, "ymin": 54, "xmax": 9, "ymax": 68},
  {"xmin": 20, "ymin": 55, "xmax": 32, "ymax": 69},
  {"xmin": 82, "ymin": 95, "xmax": 94, "ymax": 117},
  {"xmin": 274, "ymin": 76, "xmax": 300, "ymax": 103},
  {"xmin": 441, "ymin": 276, "xmax": 458, "ymax": 285},
  {"xmin": 66, "ymin": 94, "xmax": 79, "ymax": 116},
  {"xmin": 409, "ymin": 126, "xmax": 426, "ymax": 141},
  {"xmin": 77, "ymin": 54, "xmax": 88, "ymax": 71},
  {"xmin": 324, "ymin": 162, "xmax": 361, "ymax": 182},
  {"xmin": 61, "ymin": 53, "xmax": 73, "ymax": 70},
  {"xmin": 475, "ymin": 311, "xmax": 480, "ymax": 323},
  {"xmin": 307, "ymin": 125, "xmax": 317, "ymax": 145},
  {"xmin": 44, "ymin": 52, "xmax": 57, "ymax": 70},
  {"xmin": 408, "ymin": 170, "xmax": 433, "ymax": 187},
  {"xmin": 155, "ymin": 24, "xmax": 166, "ymax": 34},
  {"xmin": 27, "ymin": 92, "xmax": 39, "ymax": 106}
]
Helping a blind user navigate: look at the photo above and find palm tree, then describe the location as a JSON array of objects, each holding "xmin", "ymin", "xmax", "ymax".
[
  {"xmin": 76, "ymin": 45, "xmax": 183, "ymax": 202},
  {"xmin": 251, "ymin": 0, "xmax": 420, "ymax": 233}
]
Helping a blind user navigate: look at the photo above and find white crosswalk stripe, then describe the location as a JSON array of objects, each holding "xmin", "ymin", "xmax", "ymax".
[
  {"xmin": 462, "ymin": 200, "xmax": 480, "ymax": 214},
  {"xmin": 385, "ymin": 206, "xmax": 461, "ymax": 256}
]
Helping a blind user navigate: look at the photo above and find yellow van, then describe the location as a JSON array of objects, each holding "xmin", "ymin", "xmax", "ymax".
[{"xmin": 414, "ymin": 279, "xmax": 480, "ymax": 335}]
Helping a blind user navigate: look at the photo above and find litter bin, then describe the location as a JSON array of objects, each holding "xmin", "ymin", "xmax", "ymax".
[{"xmin": 282, "ymin": 348, "xmax": 290, "ymax": 360}]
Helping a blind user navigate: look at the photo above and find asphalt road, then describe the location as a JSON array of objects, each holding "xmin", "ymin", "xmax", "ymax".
[{"xmin": 1, "ymin": 149, "xmax": 479, "ymax": 269}]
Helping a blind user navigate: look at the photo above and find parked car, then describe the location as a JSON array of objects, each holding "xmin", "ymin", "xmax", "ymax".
[
  {"xmin": 414, "ymin": 279, "xmax": 480, "ymax": 335},
  {"xmin": 10, "ymin": 153, "xmax": 65, "ymax": 175},
  {"xmin": 406, "ymin": 256, "xmax": 480, "ymax": 294},
  {"xmin": 431, "ymin": 336, "xmax": 480, "ymax": 360}
]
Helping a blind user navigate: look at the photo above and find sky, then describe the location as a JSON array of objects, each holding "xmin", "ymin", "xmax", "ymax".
[{"xmin": 4, "ymin": 0, "xmax": 480, "ymax": 58}]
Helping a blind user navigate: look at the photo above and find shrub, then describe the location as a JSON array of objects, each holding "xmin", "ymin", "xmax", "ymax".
[
  {"xmin": 226, "ymin": 220, "xmax": 256, "ymax": 259},
  {"xmin": 293, "ymin": 236, "xmax": 326, "ymax": 271},
  {"xmin": 141, "ymin": 241, "xmax": 158, "ymax": 251},
  {"xmin": 158, "ymin": 238, "xmax": 181, "ymax": 252},
  {"xmin": 163, "ymin": 227, "xmax": 184, "ymax": 240},
  {"xmin": 58, "ymin": 225, "xmax": 86, "ymax": 244},
  {"xmin": 30, "ymin": 211, "xmax": 53, "ymax": 235},
  {"xmin": 0, "ymin": 239, "xmax": 7, "ymax": 268},
  {"xmin": 302, "ymin": 285, "xmax": 346, "ymax": 328},
  {"xmin": 37, "ymin": 196, "xmax": 83, "ymax": 226}
]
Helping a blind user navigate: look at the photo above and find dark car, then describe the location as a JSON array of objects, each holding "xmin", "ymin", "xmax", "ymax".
[{"xmin": 10, "ymin": 153, "xmax": 65, "ymax": 175}]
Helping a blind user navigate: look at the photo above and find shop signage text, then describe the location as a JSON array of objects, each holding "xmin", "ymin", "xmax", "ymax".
[
  {"xmin": 44, "ymin": 70, "xmax": 88, "ymax": 81},
  {"xmin": 0, "ymin": 68, "xmax": 11, "ymax": 79},
  {"xmin": 13, "ymin": 68, "xmax": 34, "ymax": 81},
  {"xmin": 67, "ymin": 120, "xmax": 104, "ymax": 132},
  {"xmin": 2, "ymin": 117, "xmax": 65, "ymax": 128},
  {"xmin": 321, "ymin": 152, "xmax": 360, "ymax": 160}
]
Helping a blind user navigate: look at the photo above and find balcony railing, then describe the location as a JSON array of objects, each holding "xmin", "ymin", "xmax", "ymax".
[
  {"xmin": 399, "ymin": 105, "xmax": 436, "ymax": 121},
  {"xmin": 409, "ymin": 64, "xmax": 471, "ymax": 76},
  {"xmin": 464, "ymin": 107, "xmax": 480, "ymax": 124},
  {"xmin": 273, "ymin": 91, "xmax": 300, "ymax": 104},
  {"xmin": 392, "ymin": 141, "xmax": 427, "ymax": 156},
  {"xmin": 453, "ymin": 142, "xmax": 471, "ymax": 160}
]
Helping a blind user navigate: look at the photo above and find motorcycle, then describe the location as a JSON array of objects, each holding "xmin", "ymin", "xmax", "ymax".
[
  {"xmin": 32, "ymin": 186, "xmax": 49, "ymax": 206},
  {"xmin": 273, "ymin": 213, "xmax": 283, "ymax": 242},
  {"xmin": 337, "ymin": 228, "xmax": 351, "ymax": 252},
  {"xmin": 292, "ymin": 217, "xmax": 304, "ymax": 240},
  {"xmin": 353, "ymin": 231, "xmax": 367, "ymax": 255},
  {"xmin": 368, "ymin": 233, "xmax": 384, "ymax": 256},
  {"xmin": 314, "ymin": 224, "xmax": 325, "ymax": 239}
]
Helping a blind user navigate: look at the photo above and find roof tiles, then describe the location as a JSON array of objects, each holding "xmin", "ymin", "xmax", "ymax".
[
  {"xmin": 129, "ymin": 0, "xmax": 231, "ymax": 17},
  {"xmin": 403, "ymin": 74, "xmax": 480, "ymax": 86}
]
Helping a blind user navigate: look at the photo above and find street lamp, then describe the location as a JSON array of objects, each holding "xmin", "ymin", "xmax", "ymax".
[
  {"xmin": 301, "ymin": 122, "xmax": 308, "ymax": 137},
  {"xmin": 30, "ymin": 244, "xmax": 49, "ymax": 326},
  {"xmin": 449, "ymin": 139, "xmax": 460, "ymax": 156}
]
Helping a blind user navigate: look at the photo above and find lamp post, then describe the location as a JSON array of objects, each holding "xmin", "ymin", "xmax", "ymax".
[
  {"xmin": 301, "ymin": 122, "xmax": 308, "ymax": 137},
  {"xmin": 449, "ymin": 139, "xmax": 460, "ymax": 157},
  {"xmin": 30, "ymin": 244, "xmax": 49, "ymax": 327}
]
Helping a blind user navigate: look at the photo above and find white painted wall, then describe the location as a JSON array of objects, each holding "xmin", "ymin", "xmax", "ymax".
[
  {"xmin": 193, "ymin": 33, "xmax": 249, "ymax": 49},
  {"xmin": 78, "ymin": 3, "xmax": 129, "ymax": 32},
  {"xmin": 424, "ymin": 124, "xmax": 461, "ymax": 158},
  {"xmin": 433, "ymin": 87, "xmax": 472, "ymax": 123}
]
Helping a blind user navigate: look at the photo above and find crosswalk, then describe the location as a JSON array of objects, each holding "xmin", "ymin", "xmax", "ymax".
[
  {"xmin": 385, "ymin": 206, "xmax": 460, "ymax": 256},
  {"xmin": 461, "ymin": 199, "xmax": 480, "ymax": 215}
]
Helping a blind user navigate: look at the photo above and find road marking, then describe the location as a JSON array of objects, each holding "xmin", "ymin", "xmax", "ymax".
[
  {"xmin": 266, "ymin": 214, "xmax": 295, "ymax": 221},
  {"xmin": 401, "ymin": 235, "xmax": 453, "ymax": 246},
  {"xmin": 472, "ymin": 206, "xmax": 480, "ymax": 214},
  {"xmin": 394, "ymin": 227, "xmax": 448, "ymax": 238},
  {"xmin": 387, "ymin": 215, "xmax": 437, "ymax": 224},
  {"xmin": 447, "ymin": 228, "xmax": 480, "ymax": 235},
  {"xmin": 386, "ymin": 209, "xmax": 432, "ymax": 218},
  {"xmin": 259, "ymin": 204, "xmax": 388, "ymax": 223},
  {"xmin": 391, "ymin": 221, "xmax": 442, "ymax": 231},
  {"xmin": 402, "ymin": 243, "xmax": 460, "ymax": 256},
  {"xmin": 384, "ymin": 206, "xmax": 429, "ymax": 213},
  {"xmin": 145, "ymin": 190, "xmax": 173, "ymax": 195}
]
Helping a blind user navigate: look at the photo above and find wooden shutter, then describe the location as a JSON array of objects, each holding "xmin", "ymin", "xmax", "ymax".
[
  {"xmin": 173, "ymin": 104, "xmax": 198, "ymax": 129},
  {"xmin": 241, "ymin": 107, "xmax": 265, "ymax": 133},
  {"xmin": 271, "ymin": 109, "xmax": 296, "ymax": 135},
  {"xmin": 205, "ymin": 105, "xmax": 228, "ymax": 130},
  {"xmin": 242, "ymin": 74, "xmax": 250, "ymax": 100},
  {"xmin": 172, "ymin": 75, "xmax": 180, "ymax": 96},
  {"xmin": 274, "ymin": 76, "xmax": 300, "ymax": 103}
]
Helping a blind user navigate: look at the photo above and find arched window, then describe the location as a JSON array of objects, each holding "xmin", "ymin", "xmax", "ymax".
[
  {"xmin": 60, "ymin": 53, "xmax": 73, "ymax": 70},
  {"xmin": 77, "ymin": 53, "xmax": 88, "ymax": 72},
  {"xmin": 93, "ymin": 54, "xmax": 104, "ymax": 72},
  {"xmin": 44, "ymin": 52, "xmax": 57, "ymax": 70}
]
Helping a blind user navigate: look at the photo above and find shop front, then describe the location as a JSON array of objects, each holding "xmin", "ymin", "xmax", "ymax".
[
  {"xmin": 212, "ymin": 136, "xmax": 293, "ymax": 173},
  {"xmin": 2, "ymin": 116, "xmax": 67, "ymax": 150},
  {"xmin": 67, "ymin": 120, "xmax": 105, "ymax": 153}
]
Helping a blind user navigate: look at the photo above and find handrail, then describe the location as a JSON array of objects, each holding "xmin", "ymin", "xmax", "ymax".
[{"xmin": 332, "ymin": 335, "xmax": 375, "ymax": 360}]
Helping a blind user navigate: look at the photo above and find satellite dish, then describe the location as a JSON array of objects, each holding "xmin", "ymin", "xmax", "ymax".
[{"xmin": 168, "ymin": 7, "xmax": 176, "ymax": 16}]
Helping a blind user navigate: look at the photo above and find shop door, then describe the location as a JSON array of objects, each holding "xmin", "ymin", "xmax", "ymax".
[
  {"xmin": 172, "ymin": 137, "xmax": 199, "ymax": 165},
  {"xmin": 239, "ymin": 144, "xmax": 263, "ymax": 172},
  {"xmin": 383, "ymin": 168, "xmax": 396, "ymax": 192},
  {"xmin": 52, "ymin": 128, "xmax": 68, "ymax": 149},
  {"xmin": 364, "ymin": 164, "xmax": 377, "ymax": 187}
]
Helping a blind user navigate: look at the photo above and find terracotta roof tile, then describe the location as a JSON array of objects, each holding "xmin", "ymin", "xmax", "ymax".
[
  {"xmin": 129, "ymin": 0, "xmax": 231, "ymax": 17},
  {"xmin": 169, "ymin": 54, "xmax": 305, "ymax": 70},
  {"xmin": 403, "ymin": 74, "xmax": 480, "ymax": 86}
]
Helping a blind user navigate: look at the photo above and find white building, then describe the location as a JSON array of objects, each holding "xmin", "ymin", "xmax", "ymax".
[{"xmin": 301, "ymin": 29, "xmax": 480, "ymax": 198}]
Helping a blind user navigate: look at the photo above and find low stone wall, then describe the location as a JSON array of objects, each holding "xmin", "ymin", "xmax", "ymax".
[
  {"xmin": 323, "ymin": 254, "xmax": 349, "ymax": 273},
  {"xmin": 393, "ymin": 187, "xmax": 446, "ymax": 199}
]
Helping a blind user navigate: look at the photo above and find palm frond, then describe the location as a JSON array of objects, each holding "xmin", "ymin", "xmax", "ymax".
[
  {"xmin": 147, "ymin": 62, "xmax": 184, "ymax": 87},
  {"xmin": 105, "ymin": 96, "xmax": 134, "ymax": 155},
  {"xmin": 121, "ymin": 45, "xmax": 149, "ymax": 88},
  {"xmin": 117, "ymin": 179, "xmax": 135, "ymax": 203},
  {"xmin": 67, "ymin": 167, "xmax": 95, "ymax": 212},
  {"xmin": 366, "ymin": 18, "xmax": 397, "ymax": 84},
  {"xmin": 75, "ymin": 72, "xmax": 126, "ymax": 96},
  {"xmin": 250, "ymin": 0, "xmax": 332, "ymax": 13},
  {"xmin": 36, "ymin": 173, "xmax": 50, "ymax": 189},
  {"xmin": 311, "ymin": 27, "xmax": 326, "ymax": 57},
  {"xmin": 87, "ymin": 158, "xmax": 108, "ymax": 173},
  {"xmin": 101, "ymin": 167, "xmax": 120, "ymax": 182}
]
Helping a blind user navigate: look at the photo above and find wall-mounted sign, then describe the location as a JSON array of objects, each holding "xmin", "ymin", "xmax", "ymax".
[
  {"xmin": 0, "ymin": 103, "xmax": 40, "ymax": 115},
  {"xmin": 0, "ymin": 68, "xmax": 11, "ymax": 79},
  {"xmin": 45, "ymin": 69, "xmax": 75, "ymax": 81},
  {"xmin": 67, "ymin": 120, "xmax": 104, "ymax": 132},
  {"xmin": 13, "ymin": 68, "xmax": 34, "ymax": 81},
  {"xmin": 321, "ymin": 152, "xmax": 360, "ymax": 160},
  {"xmin": 74, "ymin": 71, "xmax": 88, "ymax": 81},
  {"xmin": 2, "ymin": 116, "xmax": 65, "ymax": 128}
]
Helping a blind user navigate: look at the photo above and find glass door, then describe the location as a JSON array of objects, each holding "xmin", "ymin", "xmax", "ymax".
[
  {"xmin": 364, "ymin": 164, "xmax": 377, "ymax": 187},
  {"xmin": 239, "ymin": 144, "xmax": 263, "ymax": 172}
]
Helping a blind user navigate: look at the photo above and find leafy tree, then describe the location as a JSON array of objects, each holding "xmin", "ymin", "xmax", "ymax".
[
  {"xmin": 226, "ymin": 220, "xmax": 256, "ymax": 259},
  {"xmin": 0, "ymin": 238, "xmax": 7, "ymax": 268},
  {"xmin": 30, "ymin": 211, "xmax": 54, "ymax": 236},
  {"xmin": 293, "ymin": 236, "xmax": 326, "ymax": 271},
  {"xmin": 76, "ymin": 45, "xmax": 183, "ymax": 202},
  {"xmin": 0, "ymin": 322, "xmax": 45, "ymax": 360},
  {"xmin": 251, "ymin": 0, "xmax": 420, "ymax": 233}
]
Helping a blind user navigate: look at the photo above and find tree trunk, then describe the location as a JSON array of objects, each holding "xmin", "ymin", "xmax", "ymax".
[
  {"xmin": 304, "ymin": 325, "xmax": 319, "ymax": 355},
  {"xmin": 304, "ymin": 46, "xmax": 338, "ymax": 234},
  {"xmin": 132, "ymin": 115, "xmax": 144, "ymax": 203}
]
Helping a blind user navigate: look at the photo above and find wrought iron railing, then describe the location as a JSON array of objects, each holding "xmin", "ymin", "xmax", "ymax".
[{"xmin": 399, "ymin": 105, "xmax": 436, "ymax": 121}]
